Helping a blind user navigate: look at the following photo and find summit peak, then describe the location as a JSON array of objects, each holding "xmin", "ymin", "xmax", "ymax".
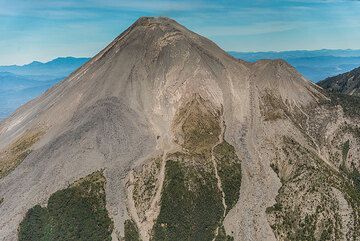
[{"xmin": 131, "ymin": 16, "xmax": 181, "ymax": 29}]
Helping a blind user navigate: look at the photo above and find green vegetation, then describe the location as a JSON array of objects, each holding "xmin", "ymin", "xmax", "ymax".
[
  {"xmin": 18, "ymin": 205, "xmax": 50, "ymax": 241},
  {"xmin": 339, "ymin": 163, "xmax": 360, "ymax": 203},
  {"xmin": 0, "ymin": 130, "xmax": 43, "ymax": 179},
  {"xmin": 326, "ymin": 92, "xmax": 360, "ymax": 118},
  {"xmin": 213, "ymin": 141, "xmax": 242, "ymax": 213},
  {"xmin": 152, "ymin": 158, "xmax": 224, "ymax": 241},
  {"xmin": 132, "ymin": 157, "xmax": 161, "ymax": 220},
  {"xmin": 336, "ymin": 170, "xmax": 360, "ymax": 239},
  {"xmin": 124, "ymin": 219, "xmax": 141, "ymax": 241},
  {"xmin": 342, "ymin": 125, "xmax": 360, "ymax": 142},
  {"xmin": 266, "ymin": 203, "xmax": 282, "ymax": 213},
  {"xmin": 152, "ymin": 95, "xmax": 237, "ymax": 240},
  {"xmin": 291, "ymin": 213, "xmax": 317, "ymax": 241},
  {"xmin": 267, "ymin": 190, "xmax": 327, "ymax": 241},
  {"xmin": 267, "ymin": 137, "xmax": 344, "ymax": 241},
  {"xmin": 267, "ymin": 137, "xmax": 360, "ymax": 240},
  {"xmin": 260, "ymin": 91, "xmax": 288, "ymax": 121},
  {"xmin": 174, "ymin": 95, "xmax": 221, "ymax": 154},
  {"xmin": 215, "ymin": 226, "xmax": 235, "ymax": 241},
  {"xmin": 18, "ymin": 171, "xmax": 113, "ymax": 241},
  {"xmin": 319, "ymin": 219, "xmax": 334, "ymax": 241},
  {"xmin": 350, "ymin": 167, "xmax": 360, "ymax": 193},
  {"xmin": 342, "ymin": 140, "xmax": 350, "ymax": 163}
]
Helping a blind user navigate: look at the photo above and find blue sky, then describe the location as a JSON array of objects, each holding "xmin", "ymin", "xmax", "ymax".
[{"xmin": 0, "ymin": 0, "xmax": 360, "ymax": 65}]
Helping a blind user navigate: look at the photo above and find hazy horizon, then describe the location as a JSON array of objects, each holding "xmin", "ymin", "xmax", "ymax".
[
  {"xmin": 2, "ymin": 48, "xmax": 360, "ymax": 67},
  {"xmin": 1, "ymin": 0, "xmax": 360, "ymax": 65}
]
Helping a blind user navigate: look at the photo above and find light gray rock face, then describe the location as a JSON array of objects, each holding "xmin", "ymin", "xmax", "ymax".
[{"xmin": 0, "ymin": 17, "xmax": 359, "ymax": 241}]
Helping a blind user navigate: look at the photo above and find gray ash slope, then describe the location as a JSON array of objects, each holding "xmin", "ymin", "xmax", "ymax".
[
  {"xmin": 0, "ymin": 17, "xmax": 360, "ymax": 241},
  {"xmin": 319, "ymin": 66, "xmax": 360, "ymax": 96}
]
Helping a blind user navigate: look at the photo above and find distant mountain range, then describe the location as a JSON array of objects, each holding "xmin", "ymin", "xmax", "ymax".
[
  {"xmin": 1, "ymin": 50, "xmax": 360, "ymax": 120},
  {"xmin": 0, "ymin": 57, "xmax": 89, "ymax": 120},
  {"xmin": 229, "ymin": 49, "xmax": 360, "ymax": 82},
  {"xmin": 0, "ymin": 57, "xmax": 89, "ymax": 78}
]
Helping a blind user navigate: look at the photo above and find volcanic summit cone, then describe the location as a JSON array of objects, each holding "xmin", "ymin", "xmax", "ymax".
[{"xmin": 1, "ymin": 17, "xmax": 359, "ymax": 241}]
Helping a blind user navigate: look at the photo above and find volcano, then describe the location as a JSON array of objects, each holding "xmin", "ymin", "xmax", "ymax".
[{"xmin": 0, "ymin": 17, "xmax": 359, "ymax": 241}]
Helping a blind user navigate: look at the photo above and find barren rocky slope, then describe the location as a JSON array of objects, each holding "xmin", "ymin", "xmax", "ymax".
[
  {"xmin": 319, "ymin": 66, "xmax": 360, "ymax": 96},
  {"xmin": 0, "ymin": 17, "xmax": 359, "ymax": 241}
]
